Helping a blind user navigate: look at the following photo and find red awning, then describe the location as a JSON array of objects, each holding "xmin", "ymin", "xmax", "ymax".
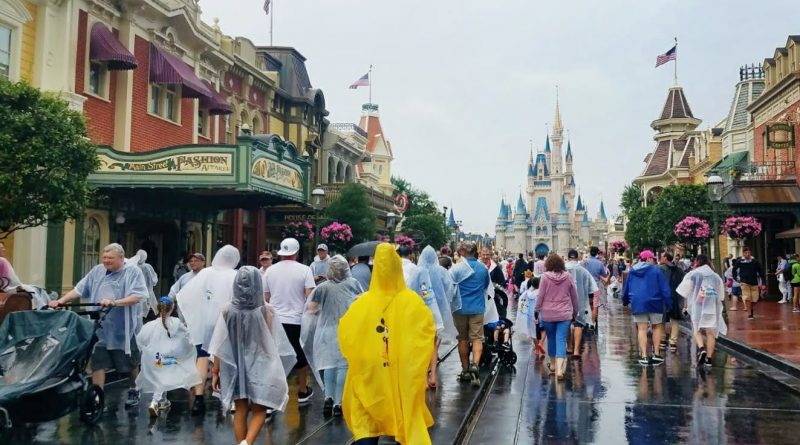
[
  {"xmin": 200, "ymin": 81, "xmax": 233, "ymax": 115},
  {"xmin": 90, "ymin": 23, "xmax": 137, "ymax": 71},
  {"xmin": 149, "ymin": 45, "xmax": 212, "ymax": 99}
]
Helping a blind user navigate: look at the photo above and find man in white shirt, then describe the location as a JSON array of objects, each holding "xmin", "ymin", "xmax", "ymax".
[
  {"xmin": 263, "ymin": 238, "xmax": 316, "ymax": 403},
  {"xmin": 398, "ymin": 245, "xmax": 417, "ymax": 282}
]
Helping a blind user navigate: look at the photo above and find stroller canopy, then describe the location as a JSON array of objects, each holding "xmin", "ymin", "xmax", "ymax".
[{"xmin": 0, "ymin": 311, "xmax": 94, "ymax": 404}]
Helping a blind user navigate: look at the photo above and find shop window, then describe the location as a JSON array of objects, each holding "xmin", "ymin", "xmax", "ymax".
[
  {"xmin": 197, "ymin": 108, "xmax": 209, "ymax": 137},
  {"xmin": 88, "ymin": 61, "xmax": 109, "ymax": 98},
  {"xmin": 81, "ymin": 217, "xmax": 101, "ymax": 276},
  {"xmin": 0, "ymin": 26, "xmax": 11, "ymax": 80},
  {"xmin": 148, "ymin": 83, "xmax": 181, "ymax": 123},
  {"xmin": 224, "ymin": 115, "xmax": 234, "ymax": 143}
]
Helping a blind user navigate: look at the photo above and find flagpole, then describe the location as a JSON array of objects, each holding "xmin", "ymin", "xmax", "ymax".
[
  {"xmin": 270, "ymin": 0, "xmax": 274, "ymax": 46},
  {"xmin": 369, "ymin": 64, "xmax": 373, "ymax": 104},
  {"xmin": 674, "ymin": 36, "xmax": 678, "ymax": 85}
]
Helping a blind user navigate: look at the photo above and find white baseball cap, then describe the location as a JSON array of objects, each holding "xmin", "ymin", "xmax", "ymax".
[
  {"xmin": 316, "ymin": 243, "xmax": 329, "ymax": 251},
  {"xmin": 278, "ymin": 238, "xmax": 300, "ymax": 256}
]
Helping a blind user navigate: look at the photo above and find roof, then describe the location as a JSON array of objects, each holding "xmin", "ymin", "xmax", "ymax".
[
  {"xmin": 569, "ymin": 176, "xmax": 575, "ymax": 186},
  {"xmin": 712, "ymin": 151, "xmax": 749, "ymax": 170},
  {"xmin": 544, "ymin": 135, "xmax": 551, "ymax": 153},
  {"xmin": 723, "ymin": 184, "xmax": 800, "ymax": 206},
  {"xmin": 659, "ymin": 86, "xmax": 694, "ymax": 120},
  {"xmin": 598, "ymin": 201, "xmax": 607, "ymax": 221},
  {"xmin": 533, "ymin": 197, "xmax": 550, "ymax": 222},
  {"xmin": 676, "ymin": 138, "xmax": 693, "ymax": 168},
  {"xmin": 497, "ymin": 198, "xmax": 508, "ymax": 219},
  {"xmin": 575, "ymin": 195, "xmax": 583, "ymax": 211},
  {"xmin": 357, "ymin": 104, "xmax": 393, "ymax": 157},
  {"xmin": 258, "ymin": 47, "xmax": 312, "ymax": 99},
  {"xmin": 725, "ymin": 79, "xmax": 764, "ymax": 132},
  {"xmin": 533, "ymin": 153, "xmax": 550, "ymax": 177},
  {"xmin": 448, "ymin": 209, "xmax": 456, "ymax": 228},
  {"xmin": 527, "ymin": 163, "xmax": 535, "ymax": 177},
  {"xmin": 553, "ymin": 98, "xmax": 563, "ymax": 131},
  {"xmin": 516, "ymin": 193, "xmax": 527, "ymax": 215},
  {"xmin": 565, "ymin": 141, "xmax": 573, "ymax": 161},
  {"xmin": 582, "ymin": 212, "xmax": 590, "ymax": 226},
  {"xmin": 641, "ymin": 140, "xmax": 670, "ymax": 176}
]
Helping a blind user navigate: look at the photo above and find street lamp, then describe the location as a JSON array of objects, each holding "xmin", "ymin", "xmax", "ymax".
[
  {"xmin": 386, "ymin": 212, "xmax": 397, "ymax": 243},
  {"xmin": 311, "ymin": 183, "xmax": 325, "ymax": 247},
  {"xmin": 706, "ymin": 171, "xmax": 724, "ymax": 275}
]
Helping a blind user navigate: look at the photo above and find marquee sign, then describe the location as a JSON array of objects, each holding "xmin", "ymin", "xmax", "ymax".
[
  {"xmin": 97, "ymin": 153, "xmax": 233, "ymax": 174},
  {"xmin": 252, "ymin": 158, "xmax": 303, "ymax": 191},
  {"xmin": 766, "ymin": 123, "xmax": 795, "ymax": 149}
]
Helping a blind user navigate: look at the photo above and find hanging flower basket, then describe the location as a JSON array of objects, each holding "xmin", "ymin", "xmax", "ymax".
[
  {"xmin": 673, "ymin": 216, "xmax": 711, "ymax": 244},
  {"xmin": 282, "ymin": 220, "xmax": 314, "ymax": 241},
  {"xmin": 610, "ymin": 240, "xmax": 628, "ymax": 254},
  {"xmin": 722, "ymin": 215, "xmax": 762, "ymax": 240},
  {"xmin": 320, "ymin": 221, "xmax": 353, "ymax": 253},
  {"xmin": 395, "ymin": 235, "xmax": 416, "ymax": 250}
]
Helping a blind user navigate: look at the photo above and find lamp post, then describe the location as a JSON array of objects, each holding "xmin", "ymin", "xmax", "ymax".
[
  {"xmin": 311, "ymin": 183, "xmax": 325, "ymax": 248},
  {"xmin": 386, "ymin": 212, "xmax": 397, "ymax": 243},
  {"xmin": 706, "ymin": 171, "xmax": 724, "ymax": 275}
]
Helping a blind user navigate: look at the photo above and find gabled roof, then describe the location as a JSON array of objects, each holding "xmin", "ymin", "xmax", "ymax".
[
  {"xmin": 533, "ymin": 153, "xmax": 550, "ymax": 177},
  {"xmin": 659, "ymin": 86, "xmax": 695, "ymax": 120},
  {"xmin": 533, "ymin": 197, "xmax": 550, "ymax": 222},
  {"xmin": 544, "ymin": 135, "xmax": 551, "ymax": 153}
]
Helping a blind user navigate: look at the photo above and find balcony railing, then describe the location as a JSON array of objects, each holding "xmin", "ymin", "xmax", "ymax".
[
  {"xmin": 329, "ymin": 123, "xmax": 368, "ymax": 139},
  {"xmin": 321, "ymin": 182, "xmax": 395, "ymax": 214},
  {"xmin": 733, "ymin": 161, "xmax": 796, "ymax": 183}
]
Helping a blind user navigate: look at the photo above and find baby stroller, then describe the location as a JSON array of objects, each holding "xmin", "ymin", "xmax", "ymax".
[
  {"xmin": 482, "ymin": 287, "xmax": 517, "ymax": 367},
  {"xmin": 0, "ymin": 304, "xmax": 107, "ymax": 432}
]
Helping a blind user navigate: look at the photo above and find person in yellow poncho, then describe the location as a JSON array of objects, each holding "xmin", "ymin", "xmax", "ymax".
[{"xmin": 338, "ymin": 243, "xmax": 435, "ymax": 445}]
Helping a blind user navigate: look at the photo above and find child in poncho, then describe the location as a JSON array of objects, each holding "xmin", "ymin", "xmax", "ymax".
[{"xmin": 136, "ymin": 297, "xmax": 201, "ymax": 418}]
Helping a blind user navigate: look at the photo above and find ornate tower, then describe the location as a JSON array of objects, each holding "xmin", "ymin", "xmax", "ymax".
[
  {"xmin": 513, "ymin": 193, "xmax": 530, "ymax": 255},
  {"xmin": 557, "ymin": 195, "xmax": 571, "ymax": 256},
  {"xmin": 551, "ymin": 95, "xmax": 564, "ymax": 176},
  {"xmin": 495, "ymin": 198, "xmax": 509, "ymax": 250}
]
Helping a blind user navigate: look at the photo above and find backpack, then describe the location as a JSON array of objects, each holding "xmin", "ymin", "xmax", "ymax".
[{"xmin": 784, "ymin": 262, "xmax": 795, "ymax": 282}]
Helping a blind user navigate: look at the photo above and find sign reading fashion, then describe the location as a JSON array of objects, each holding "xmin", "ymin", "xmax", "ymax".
[
  {"xmin": 252, "ymin": 158, "xmax": 303, "ymax": 190},
  {"xmin": 766, "ymin": 123, "xmax": 795, "ymax": 149},
  {"xmin": 97, "ymin": 153, "xmax": 233, "ymax": 174}
]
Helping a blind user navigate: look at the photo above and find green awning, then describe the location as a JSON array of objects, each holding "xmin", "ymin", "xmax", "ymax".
[{"xmin": 712, "ymin": 151, "xmax": 748, "ymax": 170}]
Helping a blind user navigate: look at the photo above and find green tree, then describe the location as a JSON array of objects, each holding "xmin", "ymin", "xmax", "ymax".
[
  {"xmin": 648, "ymin": 184, "xmax": 713, "ymax": 246},
  {"xmin": 0, "ymin": 79, "xmax": 99, "ymax": 236},
  {"xmin": 391, "ymin": 176, "xmax": 440, "ymax": 218},
  {"xmin": 620, "ymin": 183, "xmax": 643, "ymax": 216},
  {"xmin": 323, "ymin": 183, "xmax": 376, "ymax": 243},
  {"xmin": 401, "ymin": 214, "xmax": 448, "ymax": 251},
  {"xmin": 625, "ymin": 206, "xmax": 659, "ymax": 251}
]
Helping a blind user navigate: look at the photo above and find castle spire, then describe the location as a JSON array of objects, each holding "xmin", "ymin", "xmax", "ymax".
[
  {"xmin": 544, "ymin": 135, "xmax": 551, "ymax": 153},
  {"xmin": 553, "ymin": 87, "xmax": 563, "ymax": 131}
]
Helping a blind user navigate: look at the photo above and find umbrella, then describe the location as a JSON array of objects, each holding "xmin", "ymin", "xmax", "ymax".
[{"xmin": 347, "ymin": 241, "xmax": 382, "ymax": 258}]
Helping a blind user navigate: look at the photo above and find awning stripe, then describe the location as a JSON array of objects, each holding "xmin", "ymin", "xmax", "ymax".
[
  {"xmin": 149, "ymin": 45, "xmax": 212, "ymax": 99},
  {"xmin": 89, "ymin": 23, "xmax": 138, "ymax": 71},
  {"xmin": 200, "ymin": 80, "xmax": 233, "ymax": 115}
]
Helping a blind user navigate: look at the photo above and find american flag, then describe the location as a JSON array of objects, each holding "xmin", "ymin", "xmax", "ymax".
[
  {"xmin": 263, "ymin": 0, "xmax": 270, "ymax": 14},
  {"xmin": 349, "ymin": 72, "xmax": 370, "ymax": 89},
  {"xmin": 655, "ymin": 45, "xmax": 677, "ymax": 68}
]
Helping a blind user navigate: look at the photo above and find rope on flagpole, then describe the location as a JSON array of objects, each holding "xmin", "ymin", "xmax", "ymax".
[
  {"xmin": 674, "ymin": 36, "xmax": 678, "ymax": 85},
  {"xmin": 269, "ymin": 0, "xmax": 274, "ymax": 46}
]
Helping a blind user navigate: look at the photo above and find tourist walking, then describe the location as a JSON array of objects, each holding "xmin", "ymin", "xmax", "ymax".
[
  {"xmin": 310, "ymin": 244, "xmax": 331, "ymax": 282},
  {"xmin": 677, "ymin": 255, "xmax": 727, "ymax": 367},
  {"xmin": 136, "ymin": 297, "xmax": 201, "ymax": 418},
  {"xmin": 565, "ymin": 249, "xmax": 598, "ymax": 359},
  {"xmin": 399, "ymin": 245, "xmax": 417, "ymax": 282},
  {"xmin": 732, "ymin": 247, "xmax": 765, "ymax": 320},
  {"xmin": 301, "ymin": 256, "xmax": 362, "ymax": 416},
  {"xmin": 209, "ymin": 266, "xmax": 296, "ymax": 445},
  {"xmin": 658, "ymin": 253, "xmax": 686, "ymax": 353},
  {"xmin": 48, "ymin": 243, "xmax": 148, "ymax": 407},
  {"xmin": 258, "ymin": 251, "xmax": 273, "ymax": 275},
  {"xmin": 127, "ymin": 249, "xmax": 159, "ymax": 318},
  {"xmin": 338, "ymin": 243, "xmax": 435, "ymax": 445},
  {"xmin": 534, "ymin": 254, "xmax": 578, "ymax": 379},
  {"xmin": 790, "ymin": 254, "xmax": 800, "ymax": 313},
  {"xmin": 512, "ymin": 253, "xmax": 527, "ymax": 290},
  {"xmin": 168, "ymin": 252, "xmax": 205, "ymax": 301},
  {"xmin": 622, "ymin": 250, "xmax": 671, "ymax": 367},
  {"xmin": 263, "ymin": 237, "xmax": 317, "ymax": 404},
  {"xmin": 176, "ymin": 244, "xmax": 240, "ymax": 414},
  {"xmin": 776, "ymin": 254, "xmax": 791, "ymax": 304},
  {"xmin": 350, "ymin": 255, "xmax": 372, "ymax": 291},
  {"xmin": 584, "ymin": 246, "xmax": 609, "ymax": 329},
  {"xmin": 450, "ymin": 241, "xmax": 490, "ymax": 387}
]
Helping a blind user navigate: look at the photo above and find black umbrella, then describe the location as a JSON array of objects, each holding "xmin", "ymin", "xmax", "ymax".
[{"xmin": 347, "ymin": 241, "xmax": 382, "ymax": 258}]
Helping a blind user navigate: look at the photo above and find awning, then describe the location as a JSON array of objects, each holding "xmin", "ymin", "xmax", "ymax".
[
  {"xmin": 723, "ymin": 184, "xmax": 800, "ymax": 205},
  {"xmin": 200, "ymin": 81, "xmax": 233, "ymax": 115},
  {"xmin": 776, "ymin": 227, "xmax": 800, "ymax": 239},
  {"xmin": 89, "ymin": 23, "xmax": 138, "ymax": 70},
  {"xmin": 149, "ymin": 46, "xmax": 212, "ymax": 99},
  {"xmin": 711, "ymin": 151, "xmax": 749, "ymax": 170}
]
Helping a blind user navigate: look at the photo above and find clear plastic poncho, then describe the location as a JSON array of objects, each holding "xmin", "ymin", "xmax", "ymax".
[
  {"xmin": 407, "ymin": 267, "xmax": 445, "ymax": 338},
  {"xmin": 301, "ymin": 255, "xmax": 362, "ymax": 391},
  {"xmin": 135, "ymin": 316, "xmax": 201, "ymax": 394},
  {"xmin": 677, "ymin": 265, "xmax": 727, "ymax": 336},
  {"xmin": 566, "ymin": 261, "xmax": 599, "ymax": 326},
  {"xmin": 448, "ymin": 258, "xmax": 474, "ymax": 313},
  {"xmin": 417, "ymin": 246, "xmax": 460, "ymax": 342},
  {"xmin": 207, "ymin": 266, "xmax": 297, "ymax": 411},
  {"xmin": 126, "ymin": 250, "xmax": 158, "ymax": 316},
  {"xmin": 177, "ymin": 245, "xmax": 239, "ymax": 349}
]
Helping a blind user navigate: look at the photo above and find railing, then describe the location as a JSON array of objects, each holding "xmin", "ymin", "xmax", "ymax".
[
  {"xmin": 321, "ymin": 183, "xmax": 395, "ymax": 214},
  {"xmin": 733, "ymin": 160, "xmax": 796, "ymax": 183},
  {"xmin": 329, "ymin": 123, "xmax": 368, "ymax": 139}
]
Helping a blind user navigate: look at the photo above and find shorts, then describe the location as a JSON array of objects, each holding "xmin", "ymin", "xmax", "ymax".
[
  {"xmin": 195, "ymin": 344, "xmax": 210, "ymax": 358},
  {"xmin": 91, "ymin": 340, "xmax": 140, "ymax": 373},
  {"xmin": 731, "ymin": 287, "xmax": 742, "ymax": 297},
  {"xmin": 792, "ymin": 282, "xmax": 800, "ymax": 289},
  {"xmin": 453, "ymin": 313, "xmax": 484, "ymax": 342},
  {"xmin": 282, "ymin": 323, "xmax": 308, "ymax": 369},
  {"xmin": 740, "ymin": 283, "xmax": 760, "ymax": 302},
  {"xmin": 632, "ymin": 313, "xmax": 663, "ymax": 325}
]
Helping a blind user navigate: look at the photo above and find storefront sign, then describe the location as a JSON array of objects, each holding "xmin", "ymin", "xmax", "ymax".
[
  {"xmin": 252, "ymin": 158, "xmax": 303, "ymax": 190},
  {"xmin": 766, "ymin": 123, "xmax": 795, "ymax": 149},
  {"xmin": 97, "ymin": 153, "xmax": 233, "ymax": 174}
]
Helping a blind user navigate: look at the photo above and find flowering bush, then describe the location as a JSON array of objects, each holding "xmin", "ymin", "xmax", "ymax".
[
  {"xmin": 320, "ymin": 221, "xmax": 353, "ymax": 253},
  {"xmin": 723, "ymin": 215, "xmax": 762, "ymax": 240},
  {"xmin": 395, "ymin": 235, "xmax": 416, "ymax": 250},
  {"xmin": 282, "ymin": 220, "xmax": 314, "ymax": 241},
  {"xmin": 673, "ymin": 216, "xmax": 711, "ymax": 243},
  {"xmin": 440, "ymin": 245, "xmax": 453, "ymax": 256},
  {"xmin": 610, "ymin": 240, "xmax": 628, "ymax": 253}
]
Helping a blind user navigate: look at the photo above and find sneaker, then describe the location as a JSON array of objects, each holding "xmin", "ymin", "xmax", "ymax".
[
  {"xmin": 124, "ymin": 389, "xmax": 140, "ymax": 408},
  {"xmin": 659, "ymin": 340, "xmax": 668, "ymax": 351},
  {"xmin": 468, "ymin": 364, "xmax": 481, "ymax": 387},
  {"xmin": 637, "ymin": 356, "xmax": 651, "ymax": 367},
  {"xmin": 191, "ymin": 395, "xmax": 205, "ymax": 416},
  {"xmin": 332, "ymin": 405, "xmax": 343, "ymax": 417},
  {"xmin": 792, "ymin": 308, "xmax": 800, "ymax": 313},
  {"xmin": 651, "ymin": 355, "xmax": 665, "ymax": 366},
  {"xmin": 148, "ymin": 401, "xmax": 160, "ymax": 418},
  {"xmin": 748, "ymin": 314, "xmax": 755, "ymax": 320},
  {"xmin": 704, "ymin": 356, "xmax": 713, "ymax": 367},
  {"xmin": 298, "ymin": 386, "xmax": 314, "ymax": 404},
  {"xmin": 779, "ymin": 299, "xmax": 788, "ymax": 304},
  {"xmin": 697, "ymin": 349, "xmax": 707, "ymax": 367},
  {"xmin": 323, "ymin": 398, "xmax": 333, "ymax": 416},
  {"xmin": 669, "ymin": 341, "xmax": 678, "ymax": 353},
  {"xmin": 265, "ymin": 408, "xmax": 274, "ymax": 422},
  {"xmin": 458, "ymin": 368, "xmax": 471, "ymax": 382}
]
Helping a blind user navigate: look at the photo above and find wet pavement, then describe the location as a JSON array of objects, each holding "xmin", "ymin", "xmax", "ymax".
[
  {"xmin": 467, "ymin": 300, "xmax": 800, "ymax": 445},
  {"xmin": 724, "ymin": 301, "xmax": 800, "ymax": 365}
]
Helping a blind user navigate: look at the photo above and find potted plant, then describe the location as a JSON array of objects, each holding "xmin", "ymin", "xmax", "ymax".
[
  {"xmin": 610, "ymin": 240, "xmax": 628, "ymax": 254},
  {"xmin": 320, "ymin": 221, "xmax": 353, "ymax": 254},
  {"xmin": 673, "ymin": 216, "xmax": 711, "ymax": 245},
  {"xmin": 282, "ymin": 220, "xmax": 314, "ymax": 241},
  {"xmin": 722, "ymin": 215, "xmax": 762, "ymax": 240}
]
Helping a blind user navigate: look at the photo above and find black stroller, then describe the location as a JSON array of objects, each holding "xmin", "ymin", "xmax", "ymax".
[
  {"xmin": 482, "ymin": 287, "xmax": 518, "ymax": 367},
  {"xmin": 0, "ymin": 304, "xmax": 106, "ymax": 431}
]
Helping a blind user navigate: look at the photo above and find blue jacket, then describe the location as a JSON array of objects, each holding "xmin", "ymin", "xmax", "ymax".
[
  {"xmin": 622, "ymin": 262, "xmax": 671, "ymax": 315},
  {"xmin": 455, "ymin": 257, "xmax": 490, "ymax": 316}
]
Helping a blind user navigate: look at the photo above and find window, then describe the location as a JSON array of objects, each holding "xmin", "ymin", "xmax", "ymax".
[
  {"xmin": 0, "ymin": 26, "xmax": 11, "ymax": 80},
  {"xmin": 81, "ymin": 217, "xmax": 101, "ymax": 276},
  {"xmin": 87, "ymin": 61, "xmax": 108, "ymax": 97},
  {"xmin": 148, "ymin": 83, "xmax": 181, "ymax": 122},
  {"xmin": 224, "ymin": 115, "xmax": 234, "ymax": 143},
  {"xmin": 197, "ymin": 108, "xmax": 209, "ymax": 137}
]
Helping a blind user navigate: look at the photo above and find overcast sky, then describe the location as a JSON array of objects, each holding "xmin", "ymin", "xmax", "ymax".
[{"xmin": 201, "ymin": 0, "xmax": 797, "ymax": 234}]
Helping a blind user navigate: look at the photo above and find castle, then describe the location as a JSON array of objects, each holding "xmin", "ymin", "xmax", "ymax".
[{"xmin": 494, "ymin": 98, "xmax": 608, "ymax": 256}]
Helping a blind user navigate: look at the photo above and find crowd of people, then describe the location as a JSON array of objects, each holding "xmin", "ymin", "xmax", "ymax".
[{"xmin": 5, "ymin": 235, "xmax": 787, "ymax": 445}]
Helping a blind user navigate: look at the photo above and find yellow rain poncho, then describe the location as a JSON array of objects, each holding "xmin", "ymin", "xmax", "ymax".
[{"xmin": 338, "ymin": 243, "xmax": 435, "ymax": 444}]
